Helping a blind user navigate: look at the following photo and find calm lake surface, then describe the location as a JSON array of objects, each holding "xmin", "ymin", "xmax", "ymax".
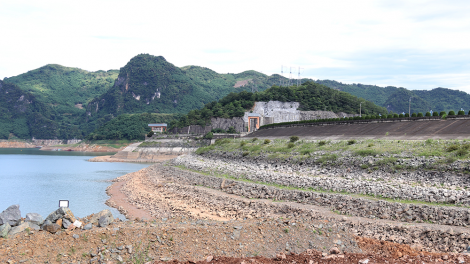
[{"xmin": 0, "ymin": 148, "xmax": 150, "ymax": 220}]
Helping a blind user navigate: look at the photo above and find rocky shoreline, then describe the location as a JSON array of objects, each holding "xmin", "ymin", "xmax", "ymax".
[{"xmin": 4, "ymin": 153, "xmax": 470, "ymax": 263}]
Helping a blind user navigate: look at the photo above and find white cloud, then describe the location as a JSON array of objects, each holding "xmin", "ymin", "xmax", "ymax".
[{"xmin": 1, "ymin": 0, "xmax": 469, "ymax": 93}]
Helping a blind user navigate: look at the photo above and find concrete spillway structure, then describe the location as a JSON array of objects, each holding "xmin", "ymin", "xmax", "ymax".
[{"xmin": 247, "ymin": 119, "xmax": 470, "ymax": 140}]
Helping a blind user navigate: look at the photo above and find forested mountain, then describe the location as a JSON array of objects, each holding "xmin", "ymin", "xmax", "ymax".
[
  {"xmin": 316, "ymin": 80, "xmax": 470, "ymax": 113},
  {"xmin": 3, "ymin": 65, "xmax": 118, "ymax": 138},
  {"xmin": 0, "ymin": 80, "xmax": 58, "ymax": 139},
  {"xmin": 173, "ymin": 81, "xmax": 387, "ymax": 128},
  {"xmin": 2, "ymin": 53, "xmax": 469, "ymax": 139}
]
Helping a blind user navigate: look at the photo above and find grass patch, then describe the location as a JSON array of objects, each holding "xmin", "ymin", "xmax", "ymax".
[{"xmin": 355, "ymin": 149, "xmax": 380, "ymax": 157}]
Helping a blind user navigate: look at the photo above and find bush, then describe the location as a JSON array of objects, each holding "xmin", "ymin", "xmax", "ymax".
[
  {"xmin": 227, "ymin": 126, "xmax": 237, "ymax": 133},
  {"xmin": 251, "ymin": 138, "xmax": 258, "ymax": 142},
  {"xmin": 411, "ymin": 113, "xmax": 417, "ymax": 117},
  {"xmin": 264, "ymin": 139, "xmax": 271, "ymax": 144},
  {"xmin": 417, "ymin": 112, "xmax": 423, "ymax": 117},
  {"xmin": 425, "ymin": 112, "xmax": 431, "ymax": 117},
  {"xmin": 440, "ymin": 111, "xmax": 446, "ymax": 116},
  {"xmin": 211, "ymin": 128, "xmax": 226, "ymax": 133},
  {"xmin": 393, "ymin": 114, "xmax": 399, "ymax": 118},
  {"xmin": 360, "ymin": 164, "xmax": 369, "ymax": 169},
  {"xmin": 318, "ymin": 140, "xmax": 327, "ymax": 146},
  {"xmin": 203, "ymin": 132, "xmax": 213, "ymax": 139},
  {"xmin": 368, "ymin": 143, "xmax": 375, "ymax": 147},
  {"xmin": 347, "ymin": 139, "xmax": 356, "ymax": 145},
  {"xmin": 242, "ymin": 151, "xmax": 249, "ymax": 157},
  {"xmin": 287, "ymin": 142, "xmax": 295, "ymax": 148},
  {"xmin": 387, "ymin": 114, "xmax": 393, "ymax": 118},
  {"xmin": 458, "ymin": 110, "xmax": 465, "ymax": 116},
  {"xmin": 446, "ymin": 145, "xmax": 459, "ymax": 152},
  {"xmin": 404, "ymin": 113, "xmax": 410, "ymax": 117},
  {"xmin": 399, "ymin": 114, "xmax": 404, "ymax": 118},
  {"xmin": 147, "ymin": 131, "xmax": 154, "ymax": 138},
  {"xmin": 240, "ymin": 141, "xmax": 246, "ymax": 147},
  {"xmin": 432, "ymin": 111, "xmax": 439, "ymax": 116},
  {"xmin": 468, "ymin": 110, "xmax": 470, "ymax": 115},
  {"xmin": 214, "ymin": 138, "xmax": 230, "ymax": 145},
  {"xmin": 290, "ymin": 136, "xmax": 299, "ymax": 143},
  {"xmin": 456, "ymin": 148, "xmax": 468, "ymax": 157},
  {"xmin": 448, "ymin": 110, "xmax": 455, "ymax": 116}
]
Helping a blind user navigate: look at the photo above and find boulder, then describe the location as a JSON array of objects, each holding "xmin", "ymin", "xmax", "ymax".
[
  {"xmin": 90, "ymin": 210, "xmax": 114, "ymax": 226},
  {"xmin": 43, "ymin": 223, "xmax": 61, "ymax": 234},
  {"xmin": 25, "ymin": 213, "xmax": 44, "ymax": 225},
  {"xmin": 0, "ymin": 205, "xmax": 21, "ymax": 226},
  {"xmin": 62, "ymin": 218, "xmax": 72, "ymax": 229},
  {"xmin": 98, "ymin": 215, "xmax": 111, "ymax": 227},
  {"xmin": 0, "ymin": 223, "xmax": 11, "ymax": 238},
  {"xmin": 83, "ymin": 223, "xmax": 93, "ymax": 230},
  {"xmin": 45, "ymin": 207, "xmax": 75, "ymax": 223},
  {"xmin": 8, "ymin": 222, "xmax": 39, "ymax": 237}
]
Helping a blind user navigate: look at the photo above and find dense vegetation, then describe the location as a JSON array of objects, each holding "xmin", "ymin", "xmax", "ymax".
[
  {"xmin": 86, "ymin": 113, "xmax": 178, "ymax": 140},
  {"xmin": 317, "ymin": 80, "xmax": 470, "ymax": 113},
  {"xmin": 173, "ymin": 81, "xmax": 388, "ymax": 128},
  {"xmin": 0, "ymin": 80, "xmax": 58, "ymax": 139}
]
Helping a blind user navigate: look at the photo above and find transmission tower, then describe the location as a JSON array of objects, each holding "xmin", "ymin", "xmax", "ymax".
[
  {"xmin": 288, "ymin": 67, "xmax": 293, "ymax": 86},
  {"xmin": 297, "ymin": 67, "xmax": 304, "ymax": 87},
  {"xmin": 280, "ymin": 65, "xmax": 284, "ymax": 86}
]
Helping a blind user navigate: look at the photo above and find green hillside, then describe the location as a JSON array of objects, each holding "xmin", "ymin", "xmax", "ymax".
[
  {"xmin": 173, "ymin": 81, "xmax": 388, "ymax": 128},
  {"xmin": 0, "ymin": 80, "xmax": 58, "ymax": 139},
  {"xmin": 316, "ymin": 80, "xmax": 470, "ymax": 113}
]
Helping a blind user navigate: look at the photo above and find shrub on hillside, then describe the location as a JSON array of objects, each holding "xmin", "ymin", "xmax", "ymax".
[
  {"xmin": 227, "ymin": 126, "xmax": 237, "ymax": 133},
  {"xmin": 264, "ymin": 139, "xmax": 271, "ymax": 144},
  {"xmin": 147, "ymin": 131, "xmax": 154, "ymax": 137},
  {"xmin": 287, "ymin": 142, "xmax": 295, "ymax": 148},
  {"xmin": 203, "ymin": 132, "xmax": 213, "ymax": 139},
  {"xmin": 290, "ymin": 136, "xmax": 299, "ymax": 142},
  {"xmin": 211, "ymin": 128, "xmax": 226, "ymax": 133},
  {"xmin": 251, "ymin": 138, "xmax": 258, "ymax": 142},
  {"xmin": 318, "ymin": 140, "xmax": 327, "ymax": 146},
  {"xmin": 348, "ymin": 139, "xmax": 356, "ymax": 145}
]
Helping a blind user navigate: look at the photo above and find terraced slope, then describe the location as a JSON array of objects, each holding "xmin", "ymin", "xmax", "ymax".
[{"xmin": 249, "ymin": 119, "xmax": 470, "ymax": 139}]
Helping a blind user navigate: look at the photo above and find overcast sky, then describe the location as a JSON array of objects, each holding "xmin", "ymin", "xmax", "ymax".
[{"xmin": 1, "ymin": 0, "xmax": 470, "ymax": 92}]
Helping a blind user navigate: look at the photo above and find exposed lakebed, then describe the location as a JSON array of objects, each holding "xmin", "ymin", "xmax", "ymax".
[{"xmin": 0, "ymin": 148, "xmax": 149, "ymax": 219}]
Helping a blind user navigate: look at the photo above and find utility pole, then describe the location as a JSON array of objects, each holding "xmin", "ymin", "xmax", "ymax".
[{"xmin": 409, "ymin": 97, "xmax": 411, "ymax": 117}]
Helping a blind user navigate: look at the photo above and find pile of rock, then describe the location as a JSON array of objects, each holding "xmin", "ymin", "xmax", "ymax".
[
  {"xmin": 0, "ymin": 205, "xmax": 42, "ymax": 238},
  {"xmin": 0, "ymin": 204, "xmax": 115, "ymax": 238}
]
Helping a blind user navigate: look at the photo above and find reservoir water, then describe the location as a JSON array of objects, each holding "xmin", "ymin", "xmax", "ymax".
[{"xmin": 0, "ymin": 148, "xmax": 149, "ymax": 220}]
